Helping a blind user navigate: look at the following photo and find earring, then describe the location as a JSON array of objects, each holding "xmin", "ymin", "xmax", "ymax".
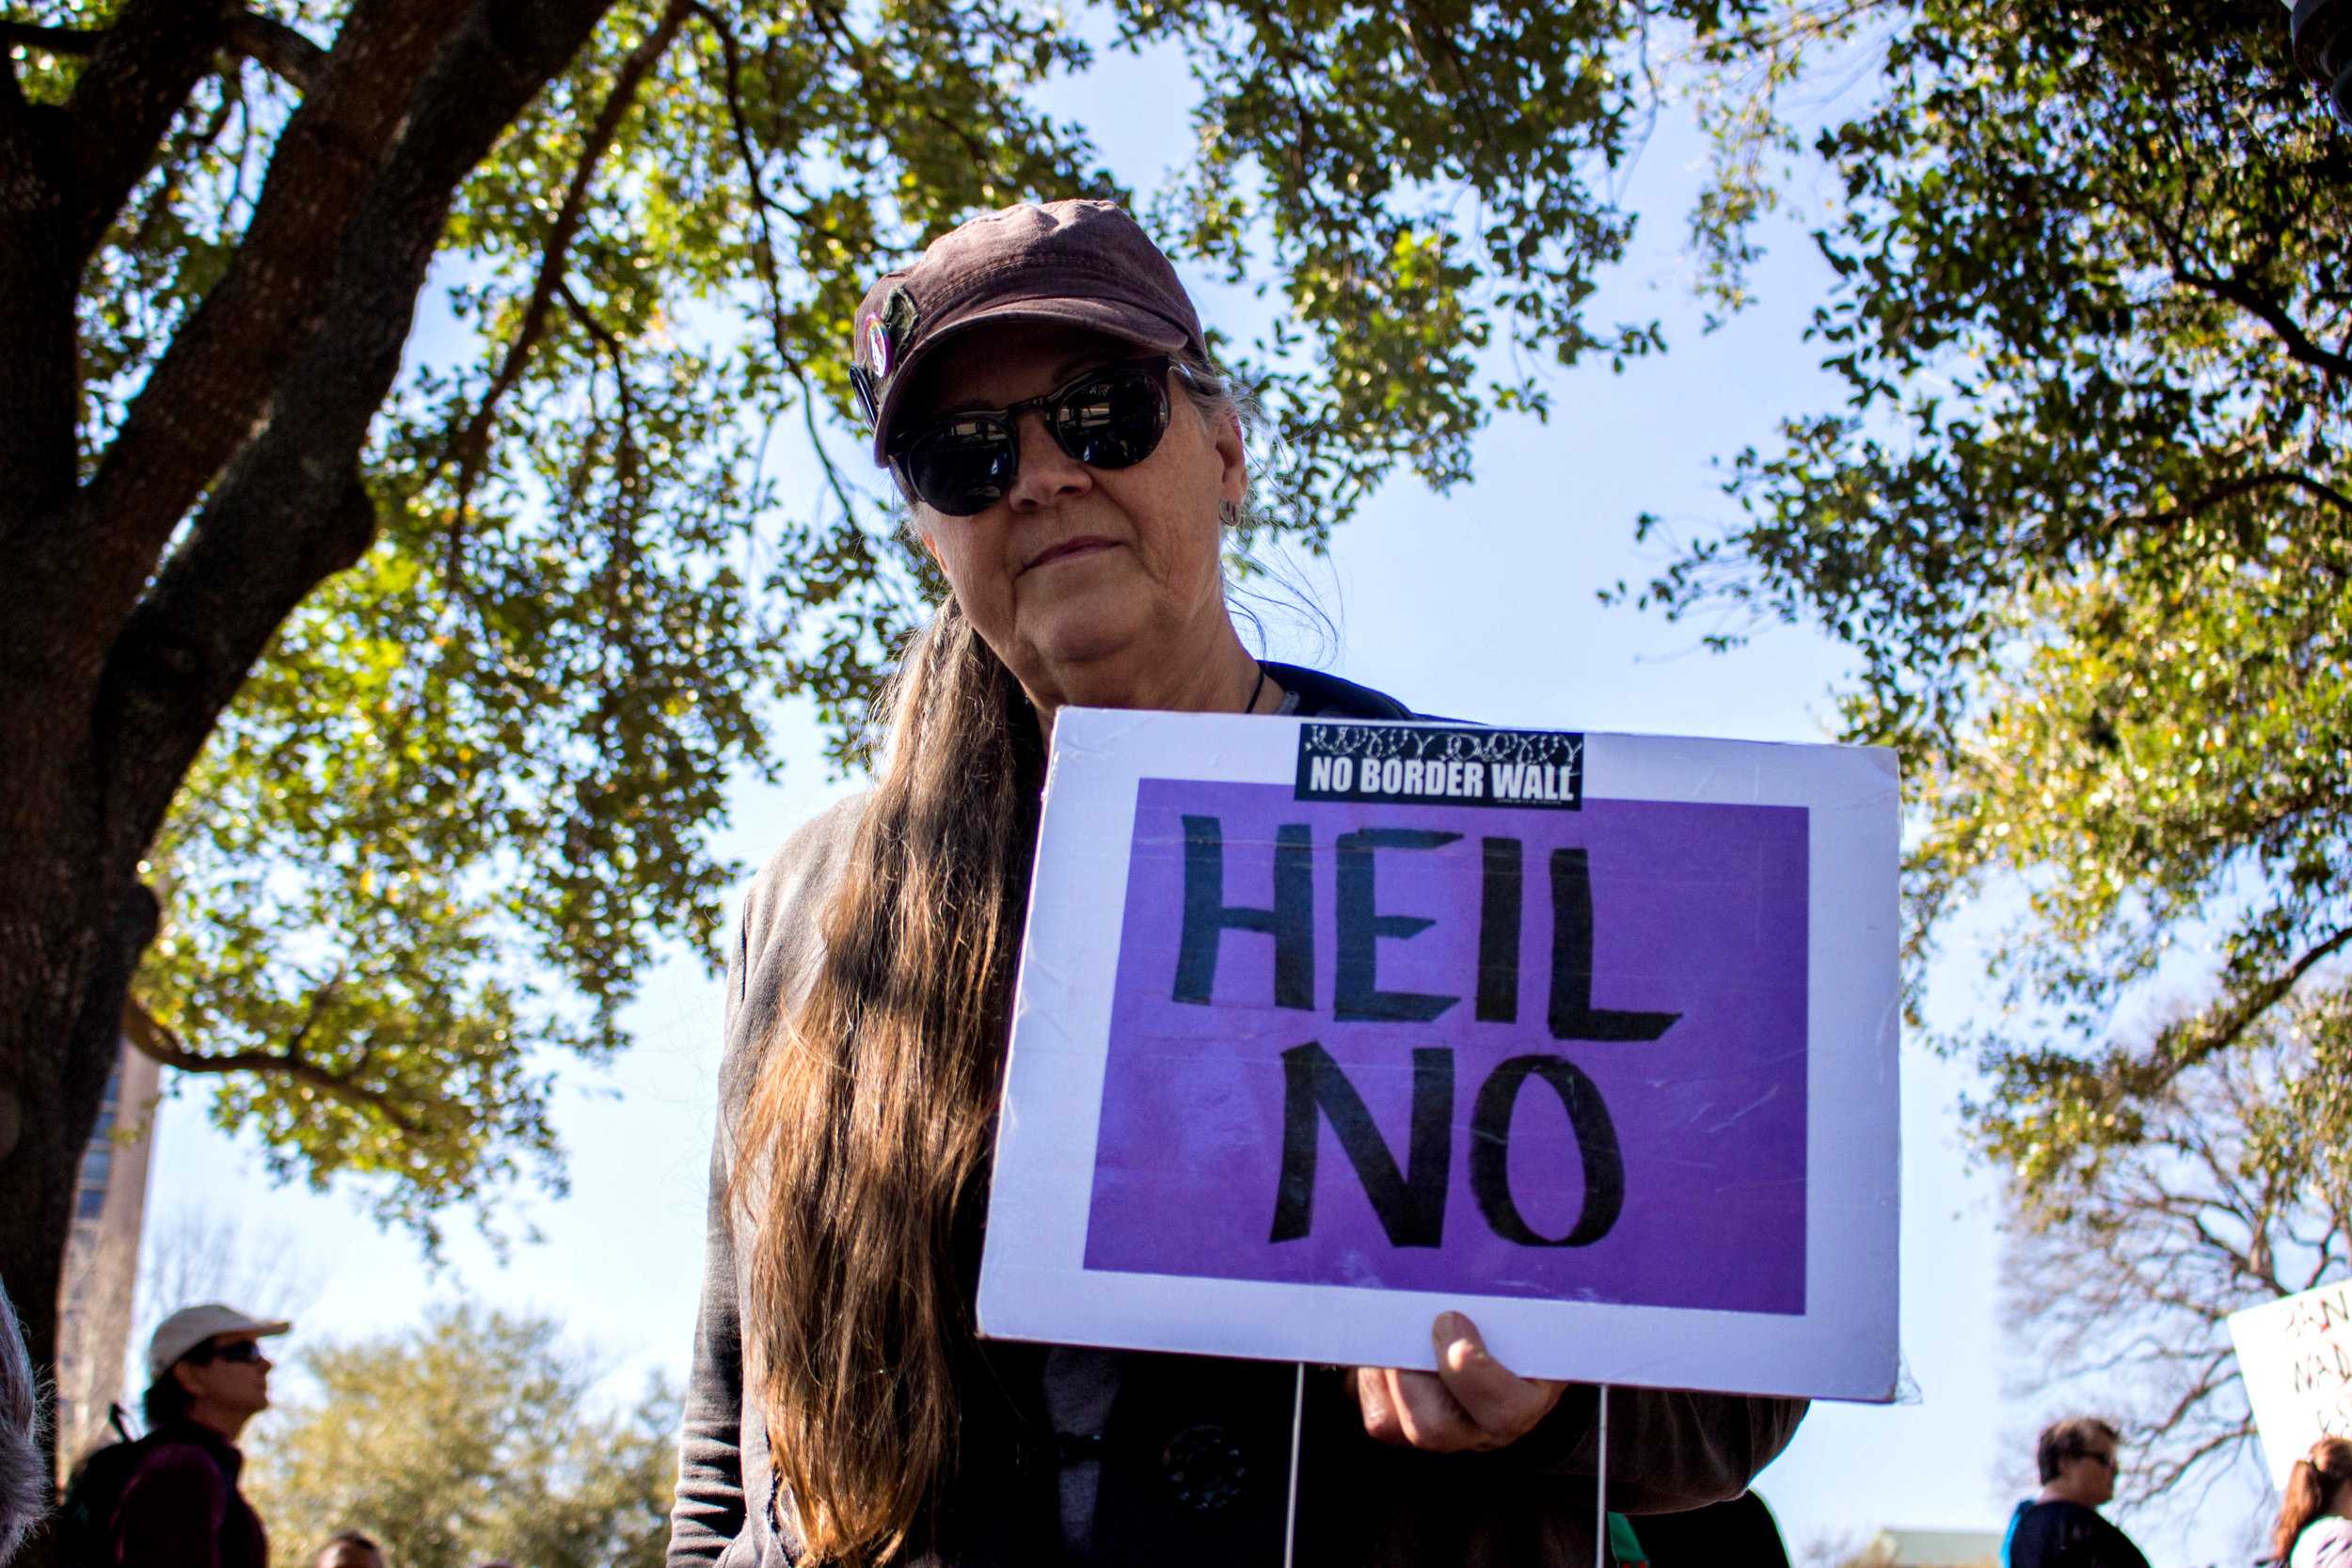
[{"xmin": 1218, "ymin": 499, "xmax": 1241, "ymax": 529}]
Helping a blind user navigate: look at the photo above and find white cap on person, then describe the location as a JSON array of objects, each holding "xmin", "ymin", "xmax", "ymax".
[{"xmin": 146, "ymin": 1305, "xmax": 291, "ymax": 1381}]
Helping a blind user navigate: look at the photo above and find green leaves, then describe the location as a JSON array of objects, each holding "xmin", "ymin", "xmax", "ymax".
[
  {"xmin": 98, "ymin": 0, "xmax": 1756, "ymax": 1245},
  {"xmin": 246, "ymin": 1307, "xmax": 679, "ymax": 1568},
  {"xmin": 1999, "ymin": 1007, "xmax": 2352, "ymax": 1500},
  {"xmin": 1628, "ymin": 0, "xmax": 2352, "ymax": 1503},
  {"xmin": 1146, "ymin": 0, "xmax": 1691, "ymax": 524}
]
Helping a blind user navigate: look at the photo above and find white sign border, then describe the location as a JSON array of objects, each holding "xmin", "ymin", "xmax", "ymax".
[
  {"xmin": 977, "ymin": 707, "xmax": 1901, "ymax": 1402},
  {"xmin": 2229, "ymin": 1280, "xmax": 2352, "ymax": 1488}
]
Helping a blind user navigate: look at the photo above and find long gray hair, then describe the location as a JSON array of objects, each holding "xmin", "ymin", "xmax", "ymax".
[
  {"xmin": 0, "ymin": 1282, "xmax": 47, "ymax": 1563},
  {"xmin": 731, "ymin": 348, "xmax": 1251, "ymax": 1564}
]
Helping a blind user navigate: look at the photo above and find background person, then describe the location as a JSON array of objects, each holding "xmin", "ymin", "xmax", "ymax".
[
  {"xmin": 2001, "ymin": 1417, "xmax": 2148, "ymax": 1568},
  {"xmin": 112, "ymin": 1303, "xmax": 288, "ymax": 1568},
  {"xmin": 2274, "ymin": 1437, "xmax": 2352, "ymax": 1568},
  {"xmin": 317, "ymin": 1529, "xmax": 389, "ymax": 1568},
  {"xmin": 668, "ymin": 197, "xmax": 1806, "ymax": 1568}
]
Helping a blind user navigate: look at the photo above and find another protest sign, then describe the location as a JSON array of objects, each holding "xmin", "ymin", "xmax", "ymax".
[
  {"xmin": 2231, "ymin": 1279, "xmax": 2352, "ymax": 1487},
  {"xmin": 977, "ymin": 709, "xmax": 1900, "ymax": 1401}
]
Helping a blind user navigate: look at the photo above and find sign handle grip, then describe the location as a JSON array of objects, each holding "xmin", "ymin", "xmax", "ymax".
[
  {"xmin": 1282, "ymin": 1361, "xmax": 1306, "ymax": 1568},
  {"xmin": 1594, "ymin": 1383, "xmax": 1610, "ymax": 1568}
]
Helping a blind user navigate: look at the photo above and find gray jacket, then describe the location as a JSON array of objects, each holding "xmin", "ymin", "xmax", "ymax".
[{"xmin": 667, "ymin": 667, "xmax": 1808, "ymax": 1567}]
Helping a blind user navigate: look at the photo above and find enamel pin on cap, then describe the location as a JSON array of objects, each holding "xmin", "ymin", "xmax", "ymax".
[{"xmin": 850, "ymin": 284, "xmax": 924, "ymax": 430}]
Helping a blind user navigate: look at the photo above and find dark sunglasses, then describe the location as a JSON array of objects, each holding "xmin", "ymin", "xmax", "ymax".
[
  {"xmin": 886, "ymin": 357, "xmax": 1177, "ymax": 517},
  {"xmin": 188, "ymin": 1338, "xmax": 266, "ymax": 1366}
]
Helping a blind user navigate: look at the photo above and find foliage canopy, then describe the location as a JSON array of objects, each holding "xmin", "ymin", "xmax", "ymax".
[
  {"xmin": 244, "ymin": 1306, "xmax": 677, "ymax": 1568},
  {"xmin": 1627, "ymin": 0, "xmax": 2352, "ymax": 1500},
  {"xmin": 0, "ymin": 0, "xmax": 1757, "ymax": 1254},
  {"xmin": 2003, "ymin": 1009, "xmax": 2352, "ymax": 1518},
  {"xmin": 21, "ymin": 0, "xmax": 2342, "ymax": 1512}
]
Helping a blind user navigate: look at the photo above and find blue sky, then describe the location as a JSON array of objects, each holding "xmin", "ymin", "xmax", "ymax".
[{"xmin": 136, "ymin": 21, "xmax": 2277, "ymax": 1567}]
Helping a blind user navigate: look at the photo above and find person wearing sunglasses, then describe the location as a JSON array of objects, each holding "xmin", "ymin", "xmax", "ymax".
[
  {"xmin": 2000, "ymin": 1417, "xmax": 2150, "ymax": 1568},
  {"xmin": 100, "ymin": 1304, "xmax": 288, "ymax": 1568},
  {"xmin": 669, "ymin": 198, "xmax": 1804, "ymax": 1568}
]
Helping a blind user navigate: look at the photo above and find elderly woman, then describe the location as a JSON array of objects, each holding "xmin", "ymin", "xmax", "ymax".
[{"xmin": 668, "ymin": 198, "xmax": 1804, "ymax": 1568}]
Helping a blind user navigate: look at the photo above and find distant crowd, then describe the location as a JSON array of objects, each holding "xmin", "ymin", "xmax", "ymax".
[
  {"xmin": 1997, "ymin": 1418, "xmax": 2350, "ymax": 1568},
  {"xmin": 0, "ymin": 1289, "xmax": 518, "ymax": 1567},
  {"xmin": 2, "ymin": 1281, "xmax": 2350, "ymax": 1564}
]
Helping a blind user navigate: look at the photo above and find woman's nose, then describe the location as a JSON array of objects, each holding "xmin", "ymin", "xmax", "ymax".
[{"xmin": 1005, "ymin": 410, "xmax": 1092, "ymax": 511}]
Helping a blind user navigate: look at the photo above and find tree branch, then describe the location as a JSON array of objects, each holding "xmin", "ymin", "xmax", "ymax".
[
  {"xmin": 0, "ymin": 22, "xmax": 101, "ymax": 54},
  {"xmin": 553, "ymin": 277, "xmax": 627, "ymax": 374},
  {"xmin": 219, "ymin": 12, "xmax": 326, "ymax": 92},
  {"xmin": 552, "ymin": 275, "xmax": 647, "ymax": 534},
  {"xmin": 121, "ymin": 993, "xmax": 421, "ymax": 1134},
  {"xmin": 44, "ymin": 0, "xmax": 478, "ymax": 660},
  {"xmin": 280, "ymin": 965, "xmax": 345, "ymax": 1059},
  {"xmin": 64, "ymin": 0, "xmax": 236, "ymax": 261},
  {"xmin": 692, "ymin": 2, "xmax": 792, "ymax": 344},
  {"xmin": 5, "ymin": 12, "xmax": 326, "ymax": 91},
  {"xmin": 2175, "ymin": 264, "xmax": 2352, "ymax": 382},
  {"xmin": 2135, "ymin": 1421, "xmax": 2247, "ymax": 1503},
  {"xmin": 442, "ymin": 0, "xmax": 688, "ymax": 579},
  {"xmin": 91, "ymin": 0, "xmax": 624, "ymax": 862},
  {"xmin": 0, "ymin": 33, "xmax": 27, "ymax": 131},
  {"xmin": 0, "ymin": 71, "xmax": 74, "ymax": 528},
  {"xmin": 2114, "ymin": 926, "xmax": 2352, "ymax": 1102},
  {"xmin": 690, "ymin": 2, "xmax": 866, "ymax": 531},
  {"xmin": 2106, "ymin": 467, "xmax": 2352, "ymax": 535}
]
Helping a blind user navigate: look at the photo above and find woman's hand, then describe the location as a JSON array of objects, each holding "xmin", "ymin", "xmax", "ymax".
[{"xmin": 1350, "ymin": 1310, "xmax": 1567, "ymax": 1452}]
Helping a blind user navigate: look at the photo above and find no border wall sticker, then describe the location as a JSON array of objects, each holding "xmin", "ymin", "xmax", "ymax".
[{"xmin": 978, "ymin": 709, "xmax": 1903, "ymax": 1402}]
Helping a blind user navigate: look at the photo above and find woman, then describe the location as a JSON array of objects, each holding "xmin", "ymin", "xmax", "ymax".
[
  {"xmin": 667, "ymin": 198, "xmax": 1806, "ymax": 1568},
  {"xmin": 2276, "ymin": 1437, "xmax": 2352, "ymax": 1568}
]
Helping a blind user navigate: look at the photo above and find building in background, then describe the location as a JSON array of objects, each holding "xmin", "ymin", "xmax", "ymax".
[{"xmin": 52, "ymin": 1037, "xmax": 162, "ymax": 1475}]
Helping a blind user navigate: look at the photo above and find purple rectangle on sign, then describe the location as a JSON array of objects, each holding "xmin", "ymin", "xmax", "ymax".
[{"xmin": 1081, "ymin": 780, "xmax": 1809, "ymax": 1315}]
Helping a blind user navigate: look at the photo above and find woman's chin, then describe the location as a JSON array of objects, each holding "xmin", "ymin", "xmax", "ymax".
[
  {"xmin": 1021, "ymin": 626, "xmax": 1182, "ymax": 703},
  {"xmin": 1019, "ymin": 597, "xmax": 1155, "ymax": 673}
]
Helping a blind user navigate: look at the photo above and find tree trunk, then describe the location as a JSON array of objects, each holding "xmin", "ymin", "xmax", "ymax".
[
  {"xmin": 0, "ymin": 8, "xmax": 626, "ymax": 1544},
  {"xmin": 0, "ymin": 50, "xmax": 133, "ymax": 1505},
  {"xmin": 0, "ymin": 835, "xmax": 153, "ymax": 1485}
]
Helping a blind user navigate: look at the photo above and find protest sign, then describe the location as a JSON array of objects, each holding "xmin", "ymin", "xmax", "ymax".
[
  {"xmin": 977, "ymin": 709, "xmax": 1900, "ymax": 1401},
  {"xmin": 2230, "ymin": 1280, "xmax": 2352, "ymax": 1487}
]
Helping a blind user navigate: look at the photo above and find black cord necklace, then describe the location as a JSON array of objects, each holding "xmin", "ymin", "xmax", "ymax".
[{"xmin": 1244, "ymin": 662, "xmax": 1267, "ymax": 714}]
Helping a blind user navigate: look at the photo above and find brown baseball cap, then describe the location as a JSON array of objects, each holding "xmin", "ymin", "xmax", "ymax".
[{"xmin": 849, "ymin": 198, "xmax": 1208, "ymax": 464}]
